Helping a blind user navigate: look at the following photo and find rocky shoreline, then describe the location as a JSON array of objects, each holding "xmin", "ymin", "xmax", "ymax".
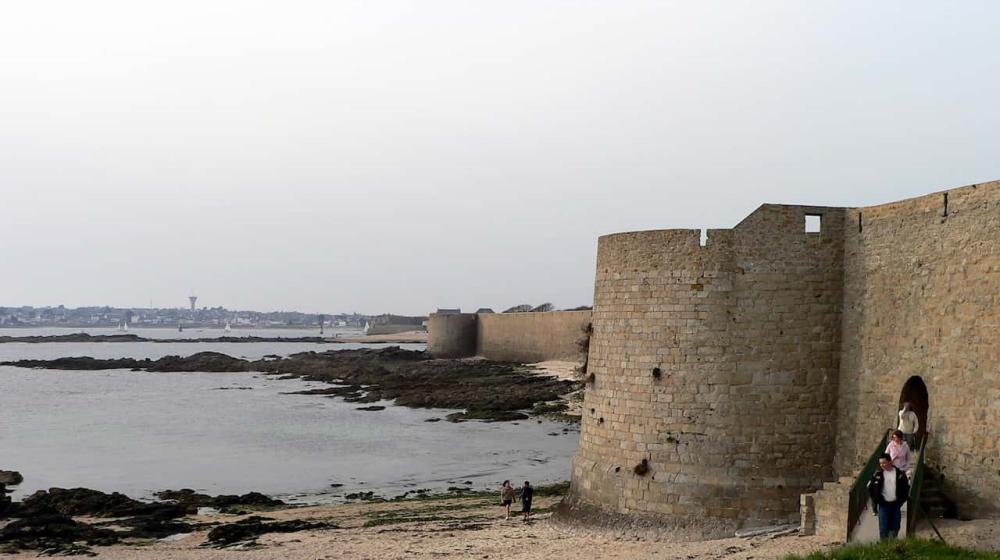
[
  {"xmin": 0, "ymin": 477, "xmax": 884, "ymax": 560},
  {"xmin": 0, "ymin": 483, "xmax": 325, "ymax": 555},
  {"xmin": 1, "ymin": 347, "xmax": 581, "ymax": 422},
  {"xmin": 0, "ymin": 333, "xmax": 336, "ymax": 344},
  {"xmin": 0, "ymin": 477, "xmax": 575, "ymax": 556}
]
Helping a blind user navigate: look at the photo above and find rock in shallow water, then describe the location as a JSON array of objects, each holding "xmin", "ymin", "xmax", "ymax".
[
  {"xmin": 2, "ymin": 347, "xmax": 580, "ymax": 422},
  {"xmin": 0, "ymin": 471, "xmax": 23, "ymax": 485},
  {"xmin": 154, "ymin": 489, "xmax": 284, "ymax": 513},
  {"xmin": 19, "ymin": 487, "xmax": 185, "ymax": 518}
]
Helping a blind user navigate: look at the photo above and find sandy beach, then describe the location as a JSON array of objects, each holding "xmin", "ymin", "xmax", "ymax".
[
  {"xmin": 5, "ymin": 485, "xmax": 999, "ymax": 559},
  {"xmin": 67, "ymin": 494, "xmax": 834, "ymax": 560},
  {"xmin": 40, "ymin": 493, "xmax": 991, "ymax": 560},
  {"xmin": 337, "ymin": 331, "xmax": 428, "ymax": 344}
]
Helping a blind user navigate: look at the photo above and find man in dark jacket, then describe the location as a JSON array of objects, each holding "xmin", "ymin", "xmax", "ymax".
[{"xmin": 867, "ymin": 453, "xmax": 910, "ymax": 540}]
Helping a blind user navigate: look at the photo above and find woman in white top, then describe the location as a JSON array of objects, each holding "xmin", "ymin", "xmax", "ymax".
[{"xmin": 897, "ymin": 402, "xmax": 919, "ymax": 449}]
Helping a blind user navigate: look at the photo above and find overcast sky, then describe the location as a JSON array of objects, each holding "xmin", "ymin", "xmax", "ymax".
[{"xmin": 1, "ymin": 1, "xmax": 998, "ymax": 315}]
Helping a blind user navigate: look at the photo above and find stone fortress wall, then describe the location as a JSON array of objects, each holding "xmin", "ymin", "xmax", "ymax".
[
  {"xmin": 476, "ymin": 310, "xmax": 591, "ymax": 363},
  {"xmin": 427, "ymin": 313, "xmax": 478, "ymax": 358},
  {"xmin": 566, "ymin": 205, "xmax": 847, "ymax": 538},
  {"xmin": 428, "ymin": 310, "xmax": 591, "ymax": 363},
  {"xmin": 563, "ymin": 180, "xmax": 1000, "ymax": 537},
  {"xmin": 834, "ymin": 182, "xmax": 1000, "ymax": 516}
]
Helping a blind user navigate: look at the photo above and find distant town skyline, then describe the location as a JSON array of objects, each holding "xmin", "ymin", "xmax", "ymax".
[
  {"xmin": 0, "ymin": 304, "xmax": 391, "ymax": 329},
  {"xmin": 2, "ymin": 1, "xmax": 998, "ymax": 315}
]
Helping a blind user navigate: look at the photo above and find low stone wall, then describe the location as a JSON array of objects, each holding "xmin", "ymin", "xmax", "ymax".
[
  {"xmin": 427, "ymin": 310, "xmax": 591, "ymax": 363},
  {"xmin": 476, "ymin": 310, "xmax": 591, "ymax": 363},
  {"xmin": 800, "ymin": 477, "xmax": 854, "ymax": 541}
]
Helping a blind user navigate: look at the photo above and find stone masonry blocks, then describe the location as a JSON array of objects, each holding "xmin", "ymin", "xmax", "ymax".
[{"xmin": 565, "ymin": 180, "xmax": 1000, "ymax": 537}]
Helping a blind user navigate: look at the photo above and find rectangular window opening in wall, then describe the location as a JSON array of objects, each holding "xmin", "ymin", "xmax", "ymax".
[
  {"xmin": 805, "ymin": 214, "xmax": 822, "ymax": 233},
  {"xmin": 699, "ymin": 229, "xmax": 708, "ymax": 247}
]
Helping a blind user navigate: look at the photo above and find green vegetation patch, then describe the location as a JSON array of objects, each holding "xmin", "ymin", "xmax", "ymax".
[
  {"xmin": 786, "ymin": 539, "xmax": 1000, "ymax": 560},
  {"xmin": 533, "ymin": 481, "xmax": 570, "ymax": 497},
  {"xmin": 362, "ymin": 503, "xmax": 489, "ymax": 528}
]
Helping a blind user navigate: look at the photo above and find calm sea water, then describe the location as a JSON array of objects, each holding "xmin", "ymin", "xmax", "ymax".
[
  {"xmin": 0, "ymin": 327, "xmax": 424, "ymax": 361},
  {"xmin": 0, "ymin": 329, "xmax": 579, "ymax": 502}
]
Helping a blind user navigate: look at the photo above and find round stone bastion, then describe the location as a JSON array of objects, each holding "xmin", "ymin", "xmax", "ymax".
[{"xmin": 559, "ymin": 211, "xmax": 844, "ymax": 539}]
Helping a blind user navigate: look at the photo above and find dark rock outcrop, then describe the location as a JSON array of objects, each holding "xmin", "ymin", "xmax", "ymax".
[
  {"xmin": 257, "ymin": 347, "xmax": 577, "ymax": 421},
  {"xmin": 0, "ymin": 471, "xmax": 24, "ymax": 485},
  {"xmin": 19, "ymin": 488, "xmax": 186, "ymax": 519},
  {"xmin": 0, "ymin": 333, "xmax": 335, "ymax": 344},
  {"xmin": 0, "ymin": 333, "xmax": 145, "ymax": 343},
  {"xmin": 5, "ymin": 347, "xmax": 580, "ymax": 421},
  {"xmin": 154, "ymin": 489, "xmax": 284, "ymax": 513},
  {"xmin": 4, "ymin": 352, "xmax": 250, "ymax": 373},
  {"xmin": 1, "ymin": 486, "xmax": 290, "ymax": 555},
  {"xmin": 203, "ymin": 516, "xmax": 333, "ymax": 548},
  {"xmin": 0, "ymin": 513, "xmax": 119, "ymax": 555}
]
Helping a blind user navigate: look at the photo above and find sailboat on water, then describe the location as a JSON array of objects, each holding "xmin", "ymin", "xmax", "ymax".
[{"xmin": 224, "ymin": 321, "xmax": 232, "ymax": 333}]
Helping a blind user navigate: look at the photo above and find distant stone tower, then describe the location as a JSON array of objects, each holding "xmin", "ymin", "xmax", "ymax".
[{"xmin": 188, "ymin": 295, "xmax": 198, "ymax": 311}]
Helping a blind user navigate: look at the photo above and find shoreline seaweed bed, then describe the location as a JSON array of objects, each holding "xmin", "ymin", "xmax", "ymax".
[
  {"xmin": 0, "ymin": 482, "xmax": 572, "ymax": 555},
  {"xmin": 0, "ymin": 486, "xmax": 302, "ymax": 555},
  {"xmin": 1, "ymin": 347, "xmax": 581, "ymax": 422}
]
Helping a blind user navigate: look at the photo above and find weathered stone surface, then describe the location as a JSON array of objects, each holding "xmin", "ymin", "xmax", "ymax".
[
  {"xmin": 563, "ymin": 204, "xmax": 845, "ymax": 538},
  {"xmin": 834, "ymin": 181, "xmax": 1000, "ymax": 518},
  {"xmin": 561, "ymin": 179, "xmax": 1000, "ymax": 537}
]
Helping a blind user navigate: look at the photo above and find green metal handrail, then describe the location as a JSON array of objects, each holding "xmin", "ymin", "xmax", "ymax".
[
  {"xmin": 846, "ymin": 428, "xmax": 891, "ymax": 538},
  {"xmin": 907, "ymin": 432, "xmax": 927, "ymax": 535}
]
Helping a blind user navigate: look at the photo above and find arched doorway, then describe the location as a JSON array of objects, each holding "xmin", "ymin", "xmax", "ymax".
[{"xmin": 898, "ymin": 376, "xmax": 929, "ymax": 448}]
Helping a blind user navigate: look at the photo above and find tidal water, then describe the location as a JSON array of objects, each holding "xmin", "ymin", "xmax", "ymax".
[
  {"xmin": 0, "ymin": 329, "xmax": 579, "ymax": 503},
  {"xmin": 0, "ymin": 326, "xmax": 425, "ymax": 362}
]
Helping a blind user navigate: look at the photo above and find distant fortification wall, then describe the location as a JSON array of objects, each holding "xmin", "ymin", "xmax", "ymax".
[
  {"xmin": 427, "ymin": 313, "xmax": 477, "ymax": 358},
  {"xmin": 476, "ymin": 310, "xmax": 591, "ymax": 363},
  {"xmin": 835, "ymin": 181, "xmax": 1000, "ymax": 517},
  {"xmin": 428, "ymin": 310, "xmax": 591, "ymax": 363},
  {"xmin": 565, "ymin": 205, "xmax": 846, "ymax": 538}
]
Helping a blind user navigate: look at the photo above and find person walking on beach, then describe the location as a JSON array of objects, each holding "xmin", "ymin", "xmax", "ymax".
[
  {"xmin": 867, "ymin": 453, "xmax": 910, "ymax": 540},
  {"xmin": 885, "ymin": 430, "xmax": 913, "ymax": 473},
  {"xmin": 500, "ymin": 480, "xmax": 517, "ymax": 520},
  {"xmin": 520, "ymin": 481, "xmax": 534, "ymax": 522},
  {"xmin": 898, "ymin": 402, "xmax": 919, "ymax": 450}
]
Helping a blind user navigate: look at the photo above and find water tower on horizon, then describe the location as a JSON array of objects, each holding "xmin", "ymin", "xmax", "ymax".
[{"xmin": 188, "ymin": 294, "xmax": 198, "ymax": 311}]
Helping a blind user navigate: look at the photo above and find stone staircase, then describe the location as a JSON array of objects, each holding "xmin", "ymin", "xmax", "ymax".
[
  {"xmin": 801, "ymin": 466, "xmax": 958, "ymax": 543},
  {"xmin": 919, "ymin": 467, "xmax": 957, "ymax": 521},
  {"xmin": 800, "ymin": 476, "xmax": 855, "ymax": 541}
]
